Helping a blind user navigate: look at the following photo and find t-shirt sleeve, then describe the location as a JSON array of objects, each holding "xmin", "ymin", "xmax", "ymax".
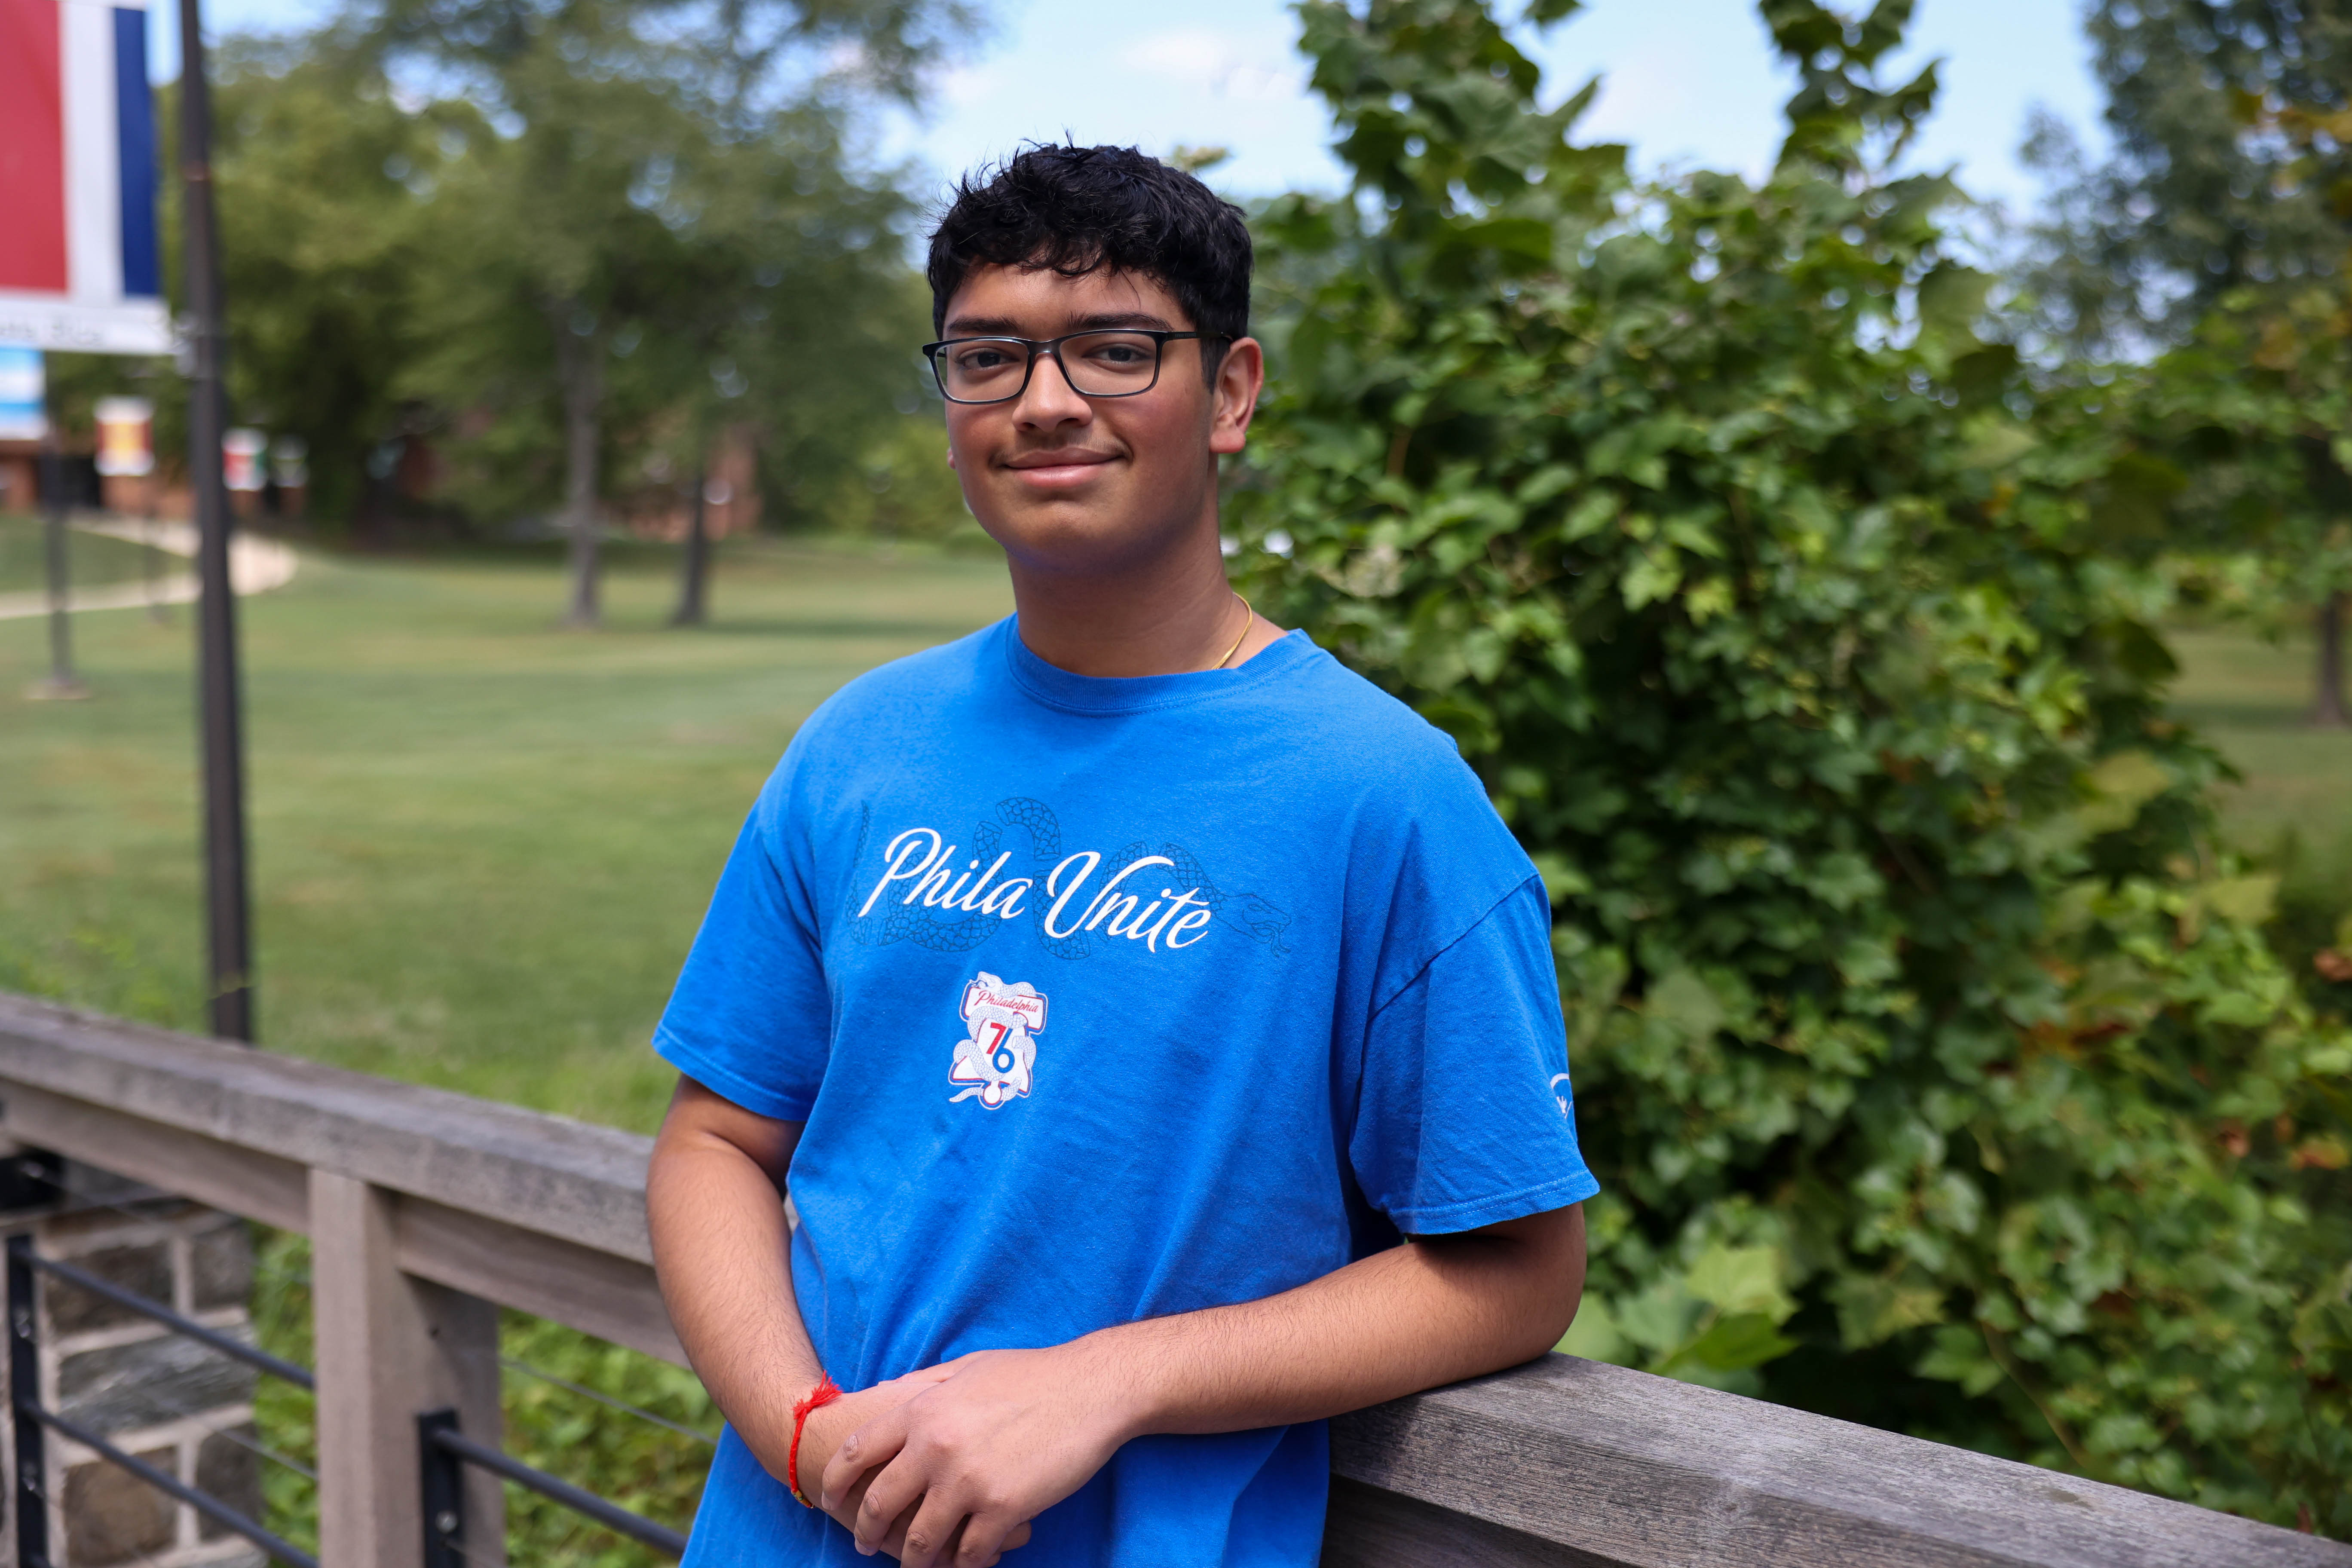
[
  {"xmin": 1349, "ymin": 876, "xmax": 1600, "ymax": 1235},
  {"xmin": 652, "ymin": 766, "xmax": 829, "ymax": 1123}
]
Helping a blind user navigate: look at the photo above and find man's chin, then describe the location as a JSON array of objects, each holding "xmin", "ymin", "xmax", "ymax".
[{"xmin": 977, "ymin": 496, "xmax": 1194, "ymax": 574}]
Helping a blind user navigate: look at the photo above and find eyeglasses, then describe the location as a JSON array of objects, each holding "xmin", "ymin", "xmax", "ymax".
[{"xmin": 921, "ymin": 330, "xmax": 1218, "ymax": 404}]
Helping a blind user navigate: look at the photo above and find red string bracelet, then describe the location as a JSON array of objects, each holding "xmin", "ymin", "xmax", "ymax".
[{"xmin": 787, "ymin": 1372, "xmax": 843, "ymax": 1508}]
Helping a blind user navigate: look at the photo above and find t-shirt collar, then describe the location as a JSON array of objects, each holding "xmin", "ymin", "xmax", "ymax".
[{"xmin": 998, "ymin": 615, "xmax": 1317, "ymax": 716}]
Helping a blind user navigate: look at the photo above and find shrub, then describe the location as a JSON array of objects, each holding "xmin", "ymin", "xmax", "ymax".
[{"xmin": 1234, "ymin": 0, "xmax": 2352, "ymax": 1528}]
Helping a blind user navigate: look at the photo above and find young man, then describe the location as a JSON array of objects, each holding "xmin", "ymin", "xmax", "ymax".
[{"xmin": 645, "ymin": 145, "xmax": 1599, "ymax": 1568}]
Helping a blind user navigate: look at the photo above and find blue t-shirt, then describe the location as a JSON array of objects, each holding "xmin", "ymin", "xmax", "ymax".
[{"xmin": 654, "ymin": 617, "xmax": 1598, "ymax": 1568}]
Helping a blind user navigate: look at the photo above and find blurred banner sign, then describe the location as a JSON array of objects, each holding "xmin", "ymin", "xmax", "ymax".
[
  {"xmin": 222, "ymin": 427, "xmax": 266, "ymax": 491},
  {"xmin": 94, "ymin": 394, "xmax": 154, "ymax": 475},
  {"xmin": 0, "ymin": 0, "xmax": 168, "ymax": 356},
  {"xmin": 0, "ymin": 347, "xmax": 46, "ymax": 441}
]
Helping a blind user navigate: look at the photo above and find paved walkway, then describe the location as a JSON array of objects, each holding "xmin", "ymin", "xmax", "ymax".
[{"xmin": 0, "ymin": 517, "xmax": 299, "ymax": 622}]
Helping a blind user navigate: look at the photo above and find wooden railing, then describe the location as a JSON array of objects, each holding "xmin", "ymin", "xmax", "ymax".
[{"xmin": 0, "ymin": 991, "xmax": 2344, "ymax": 1568}]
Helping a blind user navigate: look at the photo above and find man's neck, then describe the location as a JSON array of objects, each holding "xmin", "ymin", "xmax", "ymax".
[{"xmin": 1005, "ymin": 531, "xmax": 1253, "ymax": 680}]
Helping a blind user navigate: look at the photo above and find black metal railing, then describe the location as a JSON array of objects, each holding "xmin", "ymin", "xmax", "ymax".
[
  {"xmin": 3, "ymin": 1215, "xmax": 687, "ymax": 1567},
  {"xmin": 419, "ymin": 1409, "xmax": 689, "ymax": 1564},
  {"xmin": 7, "ymin": 1231, "xmax": 317, "ymax": 1568}
]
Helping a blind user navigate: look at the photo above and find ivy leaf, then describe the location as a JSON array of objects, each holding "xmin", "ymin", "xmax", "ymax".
[
  {"xmin": 2076, "ymin": 749, "xmax": 2173, "ymax": 835},
  {"xmin": 1666, "ymin": 1311, "xmax": 1801, "ymax": 1374}
]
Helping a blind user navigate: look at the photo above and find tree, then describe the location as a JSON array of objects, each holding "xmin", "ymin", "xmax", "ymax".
[
  {"xmin": 2028, "ymin": 1, "xmax": 2352, "ymax": 725},
  {"xmin": 1238, "ymin": 0, "xmax": 2352, "ymax": 1528},
  {"xmin": 209, "ymin": 36, "xmax": 485, "ymax": 528},
  {"xmin": 360, "ymin": 0, "xmax": 971, "ymax": 623},
  {"xmin": 2030, "ymin": 0, "xmax": 2352, "ymax": 348}
]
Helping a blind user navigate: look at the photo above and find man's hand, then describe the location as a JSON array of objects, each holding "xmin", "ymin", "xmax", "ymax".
[
  {"xmin": 820, "ymin": 1344, "xmax": 1133, "ymax": 1568},
  {"xmin": 798, "ymin": 1368, "xmax": 1039, "ymax": 1564}
]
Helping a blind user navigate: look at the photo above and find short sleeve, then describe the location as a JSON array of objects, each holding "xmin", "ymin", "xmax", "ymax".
[
  {"xmin": 1348, "ymin": 877, "xmax": 1600, "ymax": 1235},
  {"xmin": 652, "ymin": 769, "xmax": 829, "ymax": 1122}
]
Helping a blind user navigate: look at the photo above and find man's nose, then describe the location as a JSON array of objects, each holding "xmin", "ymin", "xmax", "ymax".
[{"xmin": 1014, "ymin": 350, "xmax": 1091, "ymax": 427}]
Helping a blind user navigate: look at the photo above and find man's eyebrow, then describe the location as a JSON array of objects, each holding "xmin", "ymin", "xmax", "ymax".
[
  {"xmin": 940, "ymin": 310, "xmax": 1179, "ymax": 337},
  {"xmin": 1072, "ymin": 311, "xmax": 1175, "ymax": 331}
]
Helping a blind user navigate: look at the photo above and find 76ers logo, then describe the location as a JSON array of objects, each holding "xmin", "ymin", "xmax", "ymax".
[{"xmin": 950, "ymin": 973, "xmax": 1045, "ymax": 1109}]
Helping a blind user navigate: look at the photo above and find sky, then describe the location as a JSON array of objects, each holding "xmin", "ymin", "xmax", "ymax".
[{"xmin": 160, "ymin": 0, "xmax": 2110, "ymax": 220}]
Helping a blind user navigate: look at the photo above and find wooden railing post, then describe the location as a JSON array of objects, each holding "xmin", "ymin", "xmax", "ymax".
[{"xmin": 310, "ymin": 1170, "xmax": 504, "ymax": 1568}]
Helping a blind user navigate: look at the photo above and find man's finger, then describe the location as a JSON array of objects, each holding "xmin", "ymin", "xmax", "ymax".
[
  {"xmin": 820, "ymin": 1404, "xmax": 911, "ymax": 1513},
  {"xmin": 871, "ymin": 1495, "xmax": 922, "ymax": 1561},
  {"xmin": 962, "ymin": 1516, "xmax": 1029, "ymax": 1567},
  {"xmin": 851, "ymin": 1454, "xmax": 931, "ymax": 1555},
  {"xmin": 894, "ymin": 1483, "xmax": 979, "ymax": 1568},
  {"xmin": 824, "ymin": 1470, "xmax": 874, "ymax": 1539},
  {"xmin": 952, "ymin": 1507, "xmax": 1024, "ymax": 1567}
]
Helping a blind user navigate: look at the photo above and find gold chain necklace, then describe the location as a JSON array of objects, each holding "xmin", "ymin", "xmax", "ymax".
[{"xmin": 1213, "ymin": 591, "xmax": 1254, "ymax": 670}]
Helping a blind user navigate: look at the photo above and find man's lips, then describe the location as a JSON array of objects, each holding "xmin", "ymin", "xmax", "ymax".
[{"xmin": 1000, "ymin": 450, "xmax": 1119, "ymax": 489}]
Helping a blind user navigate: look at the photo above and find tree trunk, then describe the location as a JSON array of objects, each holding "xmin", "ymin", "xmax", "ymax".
[
  {"xmin": 551, "ymin": 304, "xmax": 603, "ymax": 628},
  {"xmin": 671, "ymin": 461, "xmax": 710, "ymax": 626},
  {"xmin": 2315, "ymin": 590, "xmax": 2349, "ymax": 729}
]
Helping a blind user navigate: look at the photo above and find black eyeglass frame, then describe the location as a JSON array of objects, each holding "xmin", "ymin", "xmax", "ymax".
[{"xmin": 920, "ymin": 329, "xmax": 1222, "ymax": 404}]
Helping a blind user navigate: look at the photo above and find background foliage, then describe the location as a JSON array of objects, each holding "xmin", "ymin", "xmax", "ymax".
[
  {"xmin": 1234, "ymin": 0, "xmax": 2352, "ymax": 1530},
  {"xmin": 2027, "ymin": 0, "xmax": 2352, "ymax": 726}
]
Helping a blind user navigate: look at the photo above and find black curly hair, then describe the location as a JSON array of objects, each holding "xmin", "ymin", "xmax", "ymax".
[{"xmin": 926, "ymin": 145, "xmax": 1253, "ymax": 375}]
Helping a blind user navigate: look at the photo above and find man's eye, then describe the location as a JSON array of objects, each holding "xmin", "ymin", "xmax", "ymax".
[{"xmin": 956, "ymin": 348, "xmax": 1014, "ymax": 370}]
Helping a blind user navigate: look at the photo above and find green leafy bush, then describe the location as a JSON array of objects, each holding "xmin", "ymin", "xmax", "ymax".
[{"xmin": 1234, "ymin": 0, "xmax": 2352, "ymax": 1529}]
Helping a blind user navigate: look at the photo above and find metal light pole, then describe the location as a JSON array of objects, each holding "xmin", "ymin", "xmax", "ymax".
[
  {"xmin": 33, "ymin": 395, "xmax": 88, "ymax": 701},
  {"xmin": 178, "ymin": 0, "xmax": 254, "ymax": 1043}
]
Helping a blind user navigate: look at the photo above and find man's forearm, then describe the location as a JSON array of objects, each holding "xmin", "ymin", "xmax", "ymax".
[
  {"xmin": 647, "ymin": 1081, "xmax": 1009, "ymax": 1559},
  {"xmin": 645, "ymin": 1112, "xmax": 818, "ymax": 1465},
  {"xmin": 1092, "ymin": 1204, "xmax": 1586, "ymax": 1439},
  {"xmin": 822, "ymin": 1204, "xmax": 1586, "ymax": 1566}
]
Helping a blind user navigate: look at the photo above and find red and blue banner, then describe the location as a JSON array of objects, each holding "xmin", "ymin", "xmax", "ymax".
[{"xmin": 0, "ymin": 0, "xmax": 168, "ymax": 355}]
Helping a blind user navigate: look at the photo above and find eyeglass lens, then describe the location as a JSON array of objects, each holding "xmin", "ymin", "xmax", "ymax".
[{"xmin": 936, "ymin": 332, "xmax": 1164, "ymax": 402}]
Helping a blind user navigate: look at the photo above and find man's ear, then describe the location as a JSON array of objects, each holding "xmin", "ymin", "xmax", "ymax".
[{"xmin": 1210, "ymin": 337, "xmax": 1266, "ymax": 457}]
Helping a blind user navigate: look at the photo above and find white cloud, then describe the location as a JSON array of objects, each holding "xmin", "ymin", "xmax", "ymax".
[{"xmin": 1117, "ymin": 27, "xmax": 1303, "ymax": 101}]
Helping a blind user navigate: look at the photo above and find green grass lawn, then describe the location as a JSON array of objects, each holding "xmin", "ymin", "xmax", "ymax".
[
  {"xmin": 0, "ymin": 524, "xmax": 1010, "ymax": 1133},
  {"xmin": 2164, "ymin": 619, "xmax": 2352, "ymax": 974},
  {"xmin": 4, "ymin": 533, "xmax": 2344, "ymax": 1127},
  {"xmin": 0, "ymin": 513, "xmax": 172, "ymax": 594}
]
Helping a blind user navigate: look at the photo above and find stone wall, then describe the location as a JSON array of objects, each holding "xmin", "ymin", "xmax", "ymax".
[{"xmin": 3, "ymin": 1159, "xmax": 269, "ymax": 1568}]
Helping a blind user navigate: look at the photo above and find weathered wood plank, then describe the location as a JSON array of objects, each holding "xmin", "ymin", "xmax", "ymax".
[
  {"xmin": 312, "ymin": 1171, "xmax": 505, "ymax": 1568},
  {"xmin": 0, "ymin": 994, "xmax": 651, "ymax": 1261},
  {"xmin": 0, "ymin": 1083, "xmax": 309, "ymax": 1231},
  {"xmin": 393, "ymin": 1194, "xmax": 686, "ymax": 1367},
  {"xmin": 1323, "ymin": 1477, "xmax": 1623, "ymax": 1568},
  {"xmin": 1330, "ymin": 1354, "xmax": 2352, "ymax": 1568}
]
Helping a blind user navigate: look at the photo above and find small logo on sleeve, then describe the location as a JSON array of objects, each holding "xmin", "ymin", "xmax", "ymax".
[
  {"xmin": 950, "ymin": 973, "xmax": 1046, "ymax": 1109},
  {"xmin": 1550, "ymin": 1073, "xmax": 1574, "ymax": 1116}
]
